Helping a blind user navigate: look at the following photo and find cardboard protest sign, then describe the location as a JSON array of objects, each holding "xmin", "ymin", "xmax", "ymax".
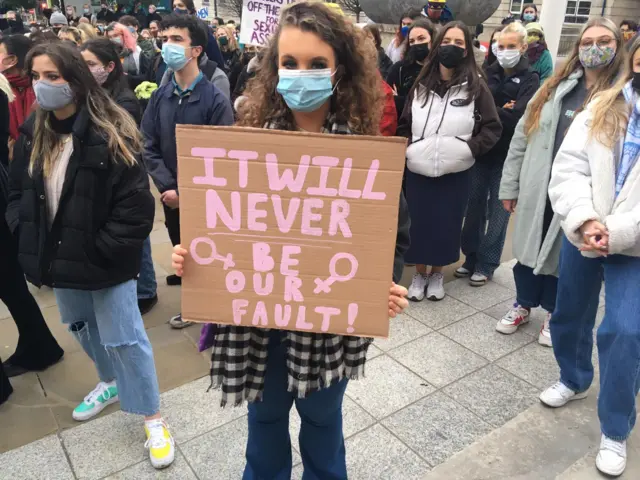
[
  {"xmin": 177, "ymin": 126, "xmax": 406, "ymax": 338},
  {"xmin": 239, "ymin": 0, "xmax": 296, "ymax": 47}
]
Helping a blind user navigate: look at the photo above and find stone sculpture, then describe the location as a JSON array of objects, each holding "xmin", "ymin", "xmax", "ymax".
[{"xmin": 360, "ymin": 0, "xmax": 502, "ymax": 26}]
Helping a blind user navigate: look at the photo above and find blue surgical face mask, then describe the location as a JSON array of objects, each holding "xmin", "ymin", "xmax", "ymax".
[
  {"xmin": 276, "ymin": 68, "xmax": 336, "ymax": 113},
  {"xmin": 162, "ymin": 42, "xmax": 193, "ymax": 71},
  {"xmin": 523, "ymin": 13, "xmax": 536, "ymax": 22},
  {"xmin": 401, "ymin": 25, "xmax": 409, "ymax": 38},
  {"xmin": 174, "ymin": 8, "xmax": 188, "ymax": 15},
  {"xmin": 34, "ymin": 80, "xmax": 74, "ymax": 111}
]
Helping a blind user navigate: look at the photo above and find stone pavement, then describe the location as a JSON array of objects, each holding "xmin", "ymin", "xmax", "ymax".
[
  {"xmin": 0, "ymin": 193, "xmax": 210, "ymax": 453},
  {"xmin": 2, "ymin": 255, "xmax": 630, "ymax": 480}
]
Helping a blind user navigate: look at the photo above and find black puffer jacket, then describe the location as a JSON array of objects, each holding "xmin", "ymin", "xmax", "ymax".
[
  {"xmin": 5, "ymin": 108, "xmax": 154, "ymax": 290},
  {"xmin": 477, "ymin": 57, "xmax": 539, "ymax": 164}
]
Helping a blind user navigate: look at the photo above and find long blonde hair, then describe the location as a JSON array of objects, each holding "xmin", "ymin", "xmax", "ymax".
[
  {"xmin": 0, "ymin": 73, "xmax": 15, "ymax": 102},
  {"xmin": 525, "ymin": 17, "xmax": 624, "ymax": 137},
  {"xmin": 25, "ymin": 43, "xmax": 141, "ymax": 177},
  {"xmin": 217, "ymin": 25, "xmax": 240, "ymax": 52},
  {"xmin": 588, "ymin": 37, "xmax": 640, "ymax": 147},
  {"xmin": 77, "ymin": 22, "xmax": 98, "ymax": 41}
]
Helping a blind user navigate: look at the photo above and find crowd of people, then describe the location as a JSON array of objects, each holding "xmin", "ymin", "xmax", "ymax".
[{"xmin": 0, "ymin": 0, "xmax": 639, "ymax": 477}]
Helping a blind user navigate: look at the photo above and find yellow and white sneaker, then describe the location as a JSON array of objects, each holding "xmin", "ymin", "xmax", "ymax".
[{"xmin": 144, "ymin": 419, "xmax": 175, "ymax": 469}]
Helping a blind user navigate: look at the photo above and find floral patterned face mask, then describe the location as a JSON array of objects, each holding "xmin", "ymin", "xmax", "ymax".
[{"xmin": 578, "ymin": 44, "xmax": 616, "ymax": 69}]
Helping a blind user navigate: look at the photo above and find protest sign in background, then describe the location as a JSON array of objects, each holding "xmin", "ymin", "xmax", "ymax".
[
  {"xmin": 239, "ymin": 0, "xmax": 296, "ymax": 47},
  {"xmin": 177, "ymin": 126, "xmax": 406, "ymax": 338}
]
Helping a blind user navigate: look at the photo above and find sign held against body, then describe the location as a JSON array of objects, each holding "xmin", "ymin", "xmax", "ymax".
[
  {"xmin": 177, "ymin": 126, "xmax": 406, "ymax": 338},
  {"xmin": 239, "ymin": 0, "xmax": 296, "ymax": 47}
]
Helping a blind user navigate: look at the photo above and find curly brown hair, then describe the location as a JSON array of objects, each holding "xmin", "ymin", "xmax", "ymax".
[{"xmin": 237, "ymin": 1, "xmax": 383, "ymax": 135}]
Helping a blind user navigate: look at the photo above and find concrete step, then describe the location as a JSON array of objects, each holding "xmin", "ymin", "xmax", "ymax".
[
  {"xmin": 558, "ymin": 426, "xmax": 640, "ymax": 480},
  {"xmin": 422, "ymin": 389, "xmax": 602, "ymax": 480}
]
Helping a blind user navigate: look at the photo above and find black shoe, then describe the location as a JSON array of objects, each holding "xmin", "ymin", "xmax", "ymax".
[
  {"xmin": 2, "ymin": 353, "xmax": 64, "ymax": 378},
  {"xmin": 138, "ymin": 295, "xmax": 158, "ymax": 315},
  {"xmin": 2, "ymin": 362, "xmax": 28, "ymax": 378},
  {"xmin": 166, "ymin": 274, "xmax": 182, "ymax": 286}
]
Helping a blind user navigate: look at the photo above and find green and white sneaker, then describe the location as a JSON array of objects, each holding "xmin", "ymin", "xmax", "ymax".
[{"xmin": 72, "ymin": 381, "xmax": 119, "ymax": 421}]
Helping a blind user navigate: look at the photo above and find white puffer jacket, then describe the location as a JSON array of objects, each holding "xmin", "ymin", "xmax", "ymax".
[
  {"xmin": 405, "ymin": 81, "xmax": 502, "ymax": 178},
  {"xmin": 549, "ymin": 99, "xmax": 640, "ymax": 257}
]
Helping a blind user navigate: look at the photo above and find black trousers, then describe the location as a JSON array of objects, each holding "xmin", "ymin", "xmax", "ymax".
[
  {"xmin": 0, "ymin": 358, "xmax": 11, "ymax": 405},
  {"xmin": 0, "ymin": 222, "xmax": 63, "ymax": 370},
  {"xmin": 163, "ymin": 204, "xmax": 180, "ymax": 246}
]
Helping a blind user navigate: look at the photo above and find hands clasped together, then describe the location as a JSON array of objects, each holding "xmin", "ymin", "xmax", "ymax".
[{"xmin": 579, "ymin": 220, "xmax": 610, "ymax": 256}]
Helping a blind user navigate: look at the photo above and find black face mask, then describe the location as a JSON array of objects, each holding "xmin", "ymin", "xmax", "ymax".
[
  {"xmin": 408, "ymin": 43, "xmax": 430, "ymax": 63},
  {"xmin": 437, "ymin": 44, "xmax": 465, "ymax": 69},
  {"xmin": 633, "ymin": 72, "xmax": 640, "ymax": 92}
]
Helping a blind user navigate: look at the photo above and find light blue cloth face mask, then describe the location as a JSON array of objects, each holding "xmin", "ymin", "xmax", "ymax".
[
  {"xmin": 276, "ymin": 68, "xmax": 336, "ymax": 113},
  {"xmin": 162, "ymin": 43, "xmax": 192, "ymax": 72}
]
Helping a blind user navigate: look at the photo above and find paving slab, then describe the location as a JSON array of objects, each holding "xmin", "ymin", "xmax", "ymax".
[
  {"xmin": 496, "ymin": 342, "xmax": 560, "ymax": 389},
  {"xmin": 181, "ymin": 415, "xmax": 301, "ymax": 480},
  {"xmin": 404, "ymin": 294, "xmax": 478, "ymax": 330},
  {"xmin": 389, "ymin": 332, "xmax": 488, "ymax": 387},
  {"xmin": 422, "ymin": 391, "xmax": 600, "ymax": 479},
  {"xmin": 439, "ymin": 312, "xmax": 533, "ymax": 361},
  {"xmin": 103, "ymin": 449, "xmax": 197, "ymax": 480},
  {"xmin": 382, "ymin": 391, "xmax": 492, "ymax": 467},
  {"xmin": 345, "ymin": 424, "xmax": 431, "ymax": 479},
  {"xmin": 443, "ymin": 365, "xmax": 540, "ymax": 427},
  {"xmin": 346, "ymin": 354, "xmax": 434, "ymax": 420},
  {"xmin": 159, "ymin": 376, "xmax": 247, "ymax": 443},
  {"xmin": 0, "ymin": 434, "xmax": 74, "ymax": 480},
  {"xmin": 373, "ymin": 313, "xmax": 431, "ymax": 352},
  {"xmin": 490, "ymin": 261, "xmax": 517, "ymax": 291},
  {"xmin": 445, "ymin": 278, "xmax": 514, "ymax": 310},
  {"xmin": 61, "ymin": 411, "xmax": 147, "ymax": 480}
]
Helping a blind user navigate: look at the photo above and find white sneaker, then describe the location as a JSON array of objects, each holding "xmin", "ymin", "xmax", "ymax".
[
  {"xmin": 72, "ymin": 381, "xmax": 119, "ymax": 421},
  {"xmin": 496, "ymin": 304, "xmax": 530, "ymax": 334},
  {"xmin": 469, "ymin": 272, "xmax": 488, "ymax": 286},
  {"xmin": 538, "ymin": 312, "xmax": 552, "ymax": 347},
  {"xmin": 539, "ymin": 381, "xmax": 588, "ymax": 408},
  {"xmin": 169, "ymin": 314, "xmax": 194, "ymax": 329},
  {"xmin": 596, "ymin": 434, "xmax": 627, "ymax": 477},
  {"xmin": 407, "ymin": 273, "xmax": 428, "ymax": 302},
  {"xmin": 145, "ymin": 419, "xmax": 175, "ymax": 469},
  {"xmin": 454, "ymin": 266, "xmax": 470, "ymax": 278},
  {"xmin": 427, "ymin": 272, "xmax": 445, "ymax": 301}
]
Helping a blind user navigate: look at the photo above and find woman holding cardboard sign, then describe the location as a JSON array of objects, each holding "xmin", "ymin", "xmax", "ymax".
[
  {"xmin": 172, "ymin": 2, "xmax": 410, "ymax": 478},
  {"xmin": 400, "ymin": 21, "xmax": 502, "ymax": 302}
]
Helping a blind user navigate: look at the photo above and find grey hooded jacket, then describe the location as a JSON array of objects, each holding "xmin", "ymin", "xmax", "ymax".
[{"xmin": 499, "ymin": 69, "xmax": 584, "ymax": 276}]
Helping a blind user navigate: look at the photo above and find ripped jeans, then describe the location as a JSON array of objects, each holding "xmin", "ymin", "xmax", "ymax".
[{"xmin": 54, "ymin": 279, "xmax": 160, "ymax": 416}]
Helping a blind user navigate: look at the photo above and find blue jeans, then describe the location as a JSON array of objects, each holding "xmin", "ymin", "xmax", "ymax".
[
  {"xmin": 513, "ymin": 262, "xmax": 558, "ymax": 313},
  {"xmin": 551, "ymin": 237, "xmax": 640, "ymax": 440},
  {"xmin": 243, "ymin": 332, "xmax": 348, "ymax": 480},
  {"xmin": 137, "ymin": 237, "xmax": 157, "ymax": 300},
  {"xmin": 461, "ymin": 162, "xmax": 511, "ymax": 277},
  {"xmin": 55, "ymin": 279, "xmax": 160, "ymax": 416}
]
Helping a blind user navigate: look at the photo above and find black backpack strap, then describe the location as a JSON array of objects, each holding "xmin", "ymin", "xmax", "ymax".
[{"xmin": 201, "ymin": 60, "xmax": 217, "ymax": 82}]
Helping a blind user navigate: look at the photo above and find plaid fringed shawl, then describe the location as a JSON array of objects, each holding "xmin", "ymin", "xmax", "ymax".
[{"xmin": 209, "ymin": 117, "xmax": 372, "ymax": 407}]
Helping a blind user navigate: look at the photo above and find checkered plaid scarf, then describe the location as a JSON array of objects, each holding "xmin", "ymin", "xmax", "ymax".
[{"xmin": 209, "ymin": 117, "xmax": 372, "ymax": 407}]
